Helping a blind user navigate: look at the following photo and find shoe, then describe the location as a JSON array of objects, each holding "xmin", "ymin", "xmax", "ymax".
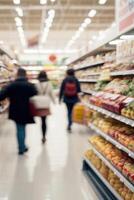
[
  {"xmin": 18, "ymin": 147, "xmax": 29, "ymax": 155},
  {"xmin": 24, "ymin": 147, "xmax": 29, "ymax": 153},
  {"xmin": 18, "ymin": 151, "xmax": 24, "ymax": 155},
  {"xmin": 42, "ymin": 137, "xmax": 46, "ymax": 144},
  {"xmin": 67, "ymin": 127, "xmax": 72, "ymax": 133}
]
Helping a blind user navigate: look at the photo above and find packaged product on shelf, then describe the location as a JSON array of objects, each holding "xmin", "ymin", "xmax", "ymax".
[
  {"xmin": 91, "ymin": 114, "xmax": 134, "ymax": 151},
  {"xmin": 89, "ymin": 135, "xmax": 134, "ymax": 185},
  {"xmin": 85, "ymin": 149, "xmax": 134, "ymax": 200}
]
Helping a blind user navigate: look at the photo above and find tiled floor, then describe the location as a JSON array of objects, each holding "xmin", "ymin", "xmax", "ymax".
[{"xmin": 0, "ymin": 104, "xmax": 100, "ymax": 200}]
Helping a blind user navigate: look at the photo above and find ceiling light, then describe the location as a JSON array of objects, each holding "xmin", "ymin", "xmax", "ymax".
[
  {"xmin": 98, "ymin": 0, "xmax": 107, "ymax": 5},
  {"xmin": 13, "ymin": 0, "xmax": 20, "ymax": 5},
  {"xmin": 88, "ymin": 9, "xmax": 97, "ymax": 17},
  {"xmin": 92, "ymin": 35, "xmax": 97, "ymax": 40},
  {"xmin": 84, "ymin": 18, "xmax": 91, "ymax": 25},
  {"xmin": 40, "ymin": 0, "xmax": 47, "ymax": 4},
  {"xmin": 50, "ymin": 0, "xmax": 56, "ymax": 2},
  {"xmin": 120, "ymin": 35, "xmax": 134, "ymax": 40},
  {"xmin": 81, "ymin": 22, "xmax": 88, "ymax": 28},
  {"xmin": 79, "ymin": 26, "xmax": 84, "ymax": 32},
  {"xmin": 48, "ymin": 9, "xmax": 55, "ymax": 18},
  {"xmin": 15, "ymin": 17, "xmax": 22, "ymax": 26},
  {"xmin": 111, "ymin": 22, "xmax": 116, "ymax": 28},
  {"xmin": 0, "ymin": 41, "xmax": 4, "ymax": 45},
  {"xmin": 89, "ymin": 40, "xmax": 93, "ymax": 45},
  {"xmin": 109, "ymin": 39, "xmax": 123, "ymax": 45},
  {"xmin": 15, "ymin": 7, "xmax": 23, "ymax": 17},
  {"xmin": 24, "ymin": 48, "xmax": 77, "ymax": 54}
]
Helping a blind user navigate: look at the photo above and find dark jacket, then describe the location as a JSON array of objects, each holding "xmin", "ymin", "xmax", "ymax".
[
  {"xmin": 59, "ymin": 76, "xmax": 81, "ymax": 104},
  {"xmin": 0, "ymin": 78, "xmax": 37, "ymax": 124}
]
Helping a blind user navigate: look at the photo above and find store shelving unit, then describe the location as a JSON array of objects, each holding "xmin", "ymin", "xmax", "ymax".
[
  {"xmin": 89, "ymin": 123, "xmax": 134, "ymax": 159},
  {"xmin": 88, "ymin": 142, "xmax": 134, "ymax": 192},
  {"xmin": 79, "ymin": 79, "xmax": 98, "ymax": 83},
  {"xmin": 74, "ymin": 61, "xmax": 105, "ymax": 71},
  {"xmin": 68, "ymin": 24, "xmax": 134, "ymax": 198},
  {"xmin": 111, "ymin": 70, "xmax": 134, "ymax": 76},
  {"xmin": 82, "ymin": 90, "xmax": 96, "ymax": 95},
  {"xmin": 84, "ymin": 102, "xmax": 134, "ymax": 127},
  {"xmin": 83, "ymin": 157, "xmax": 123, "ymax": 200}
]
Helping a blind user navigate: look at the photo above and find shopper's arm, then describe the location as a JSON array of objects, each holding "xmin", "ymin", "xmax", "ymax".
[
  {"xmin": 48, "ymin": 82, "xmax": 56, "ymax": 103},
  {"xmin": 59, "ymin": 80, "xmax": 65, "ymax": 103},
  {"xmin": 29, "ymin": 84, "xmax": 38, "ymax": 97}
]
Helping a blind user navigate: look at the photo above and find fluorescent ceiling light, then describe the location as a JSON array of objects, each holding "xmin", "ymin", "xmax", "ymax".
[
  {"xmin": 15, "ymin": 7, "xmax": 23, "ymax": 17},
  {"xmin": 98, "ymin": 0, "xmax": 107, "ymax": 5},
  {"xmin": 48, "ymin": 9, "xmax": 55, "ymax": 18},
  {"xmin": 109, "ymin": 39, "xmax": 123, "ymax": 45},
  {"xmin": 40, "ymin": 0, "xmax": 47, "ymax": 4},
  {"xmin": 120, "ymin": 35, "xmax": 134, "ymax": 40},
  {"xmin": 15, "ymin": 17, "xmax": 22, "ymax": 26},
  {"xmin": 111, "ymin": 22, "xmax": 116, "ymax": 28},
  {"xmin": 13, "ymin": 0, "xmax": 20, "ymax": 5},
  {"xmin": 84, "ymin": 18, "xmax": 91, "ymax": 25},
  {"xmin": 24, "ymin": 49, "xmax": 78, "ymax": 54},
  {"xmin": 0, "ymin": 41, "xmax": 4, "ymax": 45},
  {"xmin": 50, "ymin": 0, "xmax": 56, "ymax": 2},
  {"xmin": 78, "ymin": 26, "xmax": 84, "ymax": 32},
  {"xmin": 22, "ymin": 66, "xmax": 44, "ymax": 71},
  {"xmin": 81, "ymin": 22, "xmax": 88, "ymax": 28},
  {"xmin": 92, "ymin": 35, "xmax": 97, "ymax": 40},
  {"xmin": 88, "ymin": 9, "xmax": 97, "ymax": 17}
]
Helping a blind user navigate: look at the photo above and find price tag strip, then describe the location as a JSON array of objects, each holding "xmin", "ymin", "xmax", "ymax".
[{"xmin": 84, "ymin": 102, "xmax": 134, "ymax": 127}]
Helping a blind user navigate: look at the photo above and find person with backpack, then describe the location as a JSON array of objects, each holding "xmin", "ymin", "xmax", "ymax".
[
  {"xmin": 0, "ymin": 68, "xmax": 37, "ymax": 155},
  {"xmin": 59, "ymin": 69, "xmax": 81, "ymax": 132}
]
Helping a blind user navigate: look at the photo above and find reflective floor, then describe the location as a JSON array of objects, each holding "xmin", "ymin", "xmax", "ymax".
[{"xmin": 0, "ymin": 104, "xmax": 100, "ymax": 200}]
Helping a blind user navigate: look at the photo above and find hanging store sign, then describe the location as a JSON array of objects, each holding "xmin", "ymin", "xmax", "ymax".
[{"xmin": 118, "ymin": 0, "xmax": 134, "ymax": 33}]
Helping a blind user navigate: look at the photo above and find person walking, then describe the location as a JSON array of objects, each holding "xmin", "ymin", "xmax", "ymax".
[
  {"xmin": 36, "ymin": 71, "xmax": 55, "ymax": 144},
  {"xmin": 0, "ymin": 68, "xmax": 37, "ymax": 155},
  {"xmin": 59, "ymin": 69, "xmax": 81, "ymax": 132}
]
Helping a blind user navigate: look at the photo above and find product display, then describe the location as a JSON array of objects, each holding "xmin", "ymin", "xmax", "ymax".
[
  {"xmin": 91, "ymin": 113, "xmax": 134, "ymax": 152},
  {"xmin": 85, "ymin": 150, "xmax": 134, "ymax": 200},
  {"xmin": 89, "ymin": 135, "xmax": 134, "ymax": 186},
  {"xmin": 69, "ymin": 35, "xmax": 134, "ymax": 199}
]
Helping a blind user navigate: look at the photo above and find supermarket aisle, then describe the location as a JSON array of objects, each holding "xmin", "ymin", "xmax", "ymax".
[{"xmin": 0, "ymin": 104, "xmax": 100, "ymax": 200}]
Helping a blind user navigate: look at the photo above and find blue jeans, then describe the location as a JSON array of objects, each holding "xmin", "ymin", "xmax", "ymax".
[
  {"xmin": 66, "ymin": 103, "xmax": 75, "ymax": 129},
  {"xmin": 16, "ymin": 124, "xmax": 26, "ymax": 153}
]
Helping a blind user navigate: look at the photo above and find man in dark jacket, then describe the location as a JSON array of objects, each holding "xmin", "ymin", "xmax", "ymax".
[
  {"xmin": 59, "ymin": 69, "xmax": 81, "ymax": 132},
  {"xmin": 0, "ymin": 68, "xmax": 37, "ymax": 155}
]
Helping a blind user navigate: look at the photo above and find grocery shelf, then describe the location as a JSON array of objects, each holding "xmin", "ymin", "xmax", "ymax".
[
  {"xmin": 111, "ymin": 70, "xmax": 134, "ymax": 76},
  {"xmin": 83, "ymin": 157, "xmax": 123, "ymax": 200},
  {"xmin": 82, "ymin": 90, "xmax": 97, "ymax": 95},
  {"xmin": 83, "ymin": 102, "xmax": 134, "ymax": 127},
  {"xmin": 88, "ymin": 142, "xmax": 134, "ymax": 192},
  {"xmin": 89, "ymin": 123, "xmax": 134, "ymax": 159},
  {"xmin": 79, "ymin": 79, "xmax": 98, "ymax": 83},
  {"xmin": 74, "ymin": 62, "xmax": 105, "ymax": 71},
  {"xmin": 86, "ymin": 72, "xmax": 100, "ymax": 76}
]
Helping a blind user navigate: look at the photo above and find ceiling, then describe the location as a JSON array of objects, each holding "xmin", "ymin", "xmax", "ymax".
[{"xmin": 0, "ymin": 0, "xmax": 115, "ymax": 54}]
